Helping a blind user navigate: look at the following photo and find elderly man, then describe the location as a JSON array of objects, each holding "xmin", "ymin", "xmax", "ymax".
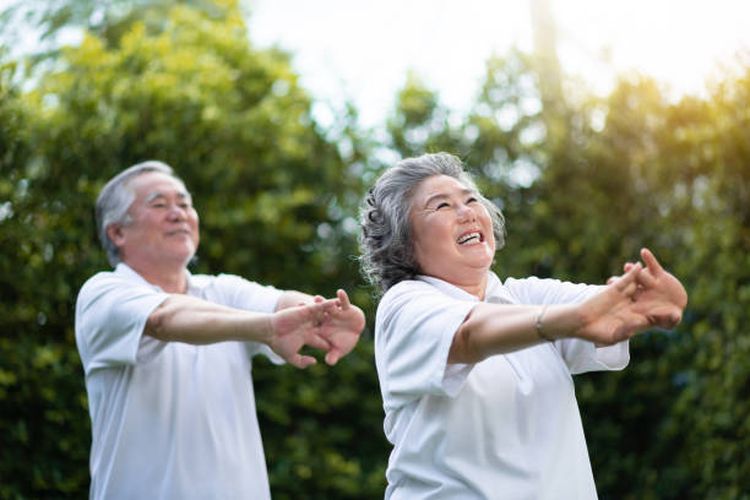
[{"xmin": 75, "ymin": 160, "xmax": 364, "ymax": 499}]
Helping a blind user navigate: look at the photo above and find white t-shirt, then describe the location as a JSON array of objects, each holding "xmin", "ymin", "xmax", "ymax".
[
  {"xmin": 75, "ymin": 263, "xmax": 283, "ymax": 500},
  {"xmin": 375, "ymin": 272, "xmax": 630, "ymax": 500}
]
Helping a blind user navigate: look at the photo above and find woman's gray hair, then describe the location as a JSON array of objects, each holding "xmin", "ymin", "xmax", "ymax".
[
  {"xmin": 95, "ymin": 160, "xmax": 179, "ymax": 267},
  {"xmin": 359, "ymin": 152, "xmax": 505, "ymax": 293}
]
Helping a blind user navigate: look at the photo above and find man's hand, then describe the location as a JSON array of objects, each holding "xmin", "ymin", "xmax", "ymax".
[
  {"xmin": 318, "ymin": 289, "xmax": 365, "ymax": 365},
  {"xmin": 268, "ymin": 300, "xmax": 336, "ymax": 369},
  {"xmin": 267, "ymin": 290, "xmax": 365, "ymax": 368}
]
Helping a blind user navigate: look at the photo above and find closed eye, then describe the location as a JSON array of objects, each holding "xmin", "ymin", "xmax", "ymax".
[
  {"xmin": 435, "ymin": 202, "xmax": 450, "ymax": 210},
  {"xmin": 466, "ymin": 197, "xmax": 478, "ymax": 204}
]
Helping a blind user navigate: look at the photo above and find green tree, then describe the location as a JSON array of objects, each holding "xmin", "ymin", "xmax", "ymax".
[
  {"xmin": 383, "ymin": 48, "xmax": 750, "ymax": 498},
  {"xmin": 1, "ymin": 55, "xmax": 94, "ymax": 498},
  {"xmin": 385, "ymin": 71, "xmax": 464, "ymax": 158},
  {"xmin": 1, "ymin": 2, "xmax": 387, "ymax": 497},
  {"xmin": 661, "ymin": 68, "xmax": 750, "ymax": 499}
]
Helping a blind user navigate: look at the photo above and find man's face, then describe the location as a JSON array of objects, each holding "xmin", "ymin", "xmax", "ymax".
[{"xmin": 109, "ymin": 172, "xmax": 200, "ymax": 269}]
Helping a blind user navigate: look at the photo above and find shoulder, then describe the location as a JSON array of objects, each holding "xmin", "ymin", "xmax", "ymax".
[
  {"xmin": 192, "ymin": 272, "xmax": 281, "ymax": 311},
  {"xmin": 76, "ymin": 267, "xmax": 167, "ymax": 321},
  {"xmin": 191, "ymin": 272, "xmax": 266, "ymax": 289},
  {"xmin": 384, "ymin": 278, "xmax": 437, "ymax": 298},
  {"xmin": 187, "ymin": 272, "xmax": 264, "ymax": 297},
  {"xmin": 502, "ymin": 275, "xmax": 600, "ymax": 305},
  {"xmin": 77, "ymin": 270, "xmax": 132, "ymax": 303},
  {"xmin": 379, "ymin": 279, "xmax": 442, "ymax": 309},
  {"xmin": 376, "ymin": 278, "xmax": 474, "ymax": 330}
]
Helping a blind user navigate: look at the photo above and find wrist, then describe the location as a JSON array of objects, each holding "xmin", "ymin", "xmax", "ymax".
[
  {"xmin": 262, "ymin": 313, "xmax": 276, "ymax": 345},
  {"xmin": 541, "ymin": 304, "xmax": 583, "ymax": 341},
  {"xmin": 535, "ymin": 305, "xmax": 554, "ymax": 342}
]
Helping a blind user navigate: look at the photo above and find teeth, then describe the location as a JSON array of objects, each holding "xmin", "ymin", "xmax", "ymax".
[{"xmin": 457, "ymin": 232, "xmax": 481, "ymax": 244}]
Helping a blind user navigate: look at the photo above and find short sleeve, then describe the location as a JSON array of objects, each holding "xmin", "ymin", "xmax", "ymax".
[
  {"xmin": 556, "ymin": 339, "xmax": 630, "ymax": 374},
  {"xmin": 503, "ymin": 276, "xmax": 630, "ymax": 374},
  {"xmin": 75, "ymin": 273, "xmax": 169, "ymax": 375},
  {"xmin": 207, "ymin": 274, "xmax": 283, "ymax": 313},
  {"xmin": 375, "ymin": 281, "xmax": 476, "ymax": 410}
]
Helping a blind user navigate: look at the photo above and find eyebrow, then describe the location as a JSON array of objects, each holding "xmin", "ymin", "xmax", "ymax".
[
  {"xmin": 145, "ymin": 190, "xmax": 192, "ymax": 203},
  {"xmin": 423, "ymin": 188, "xmax": 475, "ymax": 207}
]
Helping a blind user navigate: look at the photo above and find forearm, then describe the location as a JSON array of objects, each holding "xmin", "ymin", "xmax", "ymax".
[
  {"xmin": 145, "ymin": 295, "xmax": 273, "ymax": 345},
  {"xmin": 449, "ymin": 303, "xmax": 581, "ymax": 364}
]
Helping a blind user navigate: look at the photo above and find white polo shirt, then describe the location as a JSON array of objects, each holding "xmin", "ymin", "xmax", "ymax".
[
  {"xmin": 375, "ymin": 272, "xmax": 629, "ymax": 500},
  {"xmin": 75, "ymin": 263, "xmax": 283, "ymax": 500}
]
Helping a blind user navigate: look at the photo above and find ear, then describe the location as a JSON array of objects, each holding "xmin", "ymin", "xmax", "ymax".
[{"xmin": 106, "ymin": 224, "xmax": 126, "ymax": 248}]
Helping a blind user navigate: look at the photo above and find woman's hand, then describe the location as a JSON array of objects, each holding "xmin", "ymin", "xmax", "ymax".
[
  {"xmin": 578, "ymin": 248, "xmax": 687, "ymax": 345},
  {"xmin": 576, "ymin": 263, "xmax": 652, "ymax": 345},
  {"xmin": 630, "ymin": 248, "xmax": 688, "ymax": 329}
]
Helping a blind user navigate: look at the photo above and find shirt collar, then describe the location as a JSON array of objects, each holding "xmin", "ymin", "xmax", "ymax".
[
  {"xmin": 417, "ymin": 271, "xmax": 505, "ymax": 303},
  {"xmin": 114, "ymin": 262, "xmax": 200, "ymax": 294}
]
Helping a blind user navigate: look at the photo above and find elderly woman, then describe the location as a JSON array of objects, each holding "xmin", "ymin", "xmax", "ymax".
[{"xmin": 359, "ymin": 153, "xmax": 687, "ymax": 499}]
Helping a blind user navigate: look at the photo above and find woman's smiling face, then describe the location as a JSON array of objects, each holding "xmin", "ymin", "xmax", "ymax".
[{"xmin": 409, "ymin": 174, "xmax": 496, "ymax": 294}]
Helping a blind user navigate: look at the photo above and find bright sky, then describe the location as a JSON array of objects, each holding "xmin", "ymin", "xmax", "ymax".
[{"xmin": 247, "ymin": 0, "xmax": 750, "ymax": 127}]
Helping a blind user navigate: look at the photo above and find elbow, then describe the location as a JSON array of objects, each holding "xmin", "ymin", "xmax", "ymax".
[
  {"xmin": 145, "ymin": 300, "xmax": 172, "ymax": 341},
  {"xmin": 448, "ymin": 323, "xmax": 483, "ymax": 365}
]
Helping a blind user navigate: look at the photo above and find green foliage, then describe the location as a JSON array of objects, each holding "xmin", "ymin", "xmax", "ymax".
[
  {"xmin": 384, "ymin": 53, "xmax": 750, "ymax": 498},
  {"xmin": 385, "ymin": 71, "xmax": 465, "ymax": 158},
  {"xmin": 0, "ymin": 57, "xmax": 91, "ymax": 497},
  {"xmin": 1, "ymin": 2, "xmax": 384, "ymax": 497},
  {"xmin": 254, "ymin": 341, "xmax": 386, "ymax": 499},
  {"xmin": 2, "ymin": 1, "xmax": 749, "ymax": 498}
]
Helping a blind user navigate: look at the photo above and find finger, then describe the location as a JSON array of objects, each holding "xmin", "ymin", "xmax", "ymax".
[
  {"xmin": 636, "ymin": 267, "xmax": 658, "ymax": 288},
  {"xmin": 623, "ymin": 262, "xmax": 636, "ymax": 273},
  {"xmin": 311, "ymin": 298, "xmax": 339, "ymax": 313},
  {"xmin": 307, "ymin": 333, "xmax": 332, "ymax": 351},
  {"xmin": 641, "ymin": 247, "xmax": 664, "ymax": 274},
  {"xmin": 614, "ymin": 262, "xmax": 641, "ymax": 291},
  {"xmin": 303, "ymin": 303, "xmax": 324, "ymax": 326},
  {"xmin": 313, "ymin": 295, "xmax": 325, "ymax": 304},
  {"xmin": 290, "ymin": 354, "xmax": 317, "ymax": 369},
  {"xmin": 607, "ymin": 276, "xmax": 619, "ymax": 285},
  {"xmin": 336, "ymin": 289, "xmax": 351, "ymax": 310},
  {"xmin": 621, "ymin": 279, "xmax": 638, "ymax": 299},
  {"xmin": 325, "ymin": 349, "xmax": 341, "ymax": 366},
  {"xmin": 626, "ymin": 313, "xmax": 650, "ymax": 334},
  {"xmin": 669, "ymin": 310, "xmax": 682, "ymax": 327}
]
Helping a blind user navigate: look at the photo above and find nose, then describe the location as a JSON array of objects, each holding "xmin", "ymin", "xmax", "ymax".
[
  {"xmin": 456, "ymin": 203, "xmax": 475, "ymax": 222},
  {"xmin": 167, "ymin": 203, "xmax": 188, "ymax": 221}
]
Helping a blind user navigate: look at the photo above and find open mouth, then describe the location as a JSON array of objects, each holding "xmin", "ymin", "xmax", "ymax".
[{"xmin": 457, "ymin": 231, "xmax": 483, "ymax": 245}]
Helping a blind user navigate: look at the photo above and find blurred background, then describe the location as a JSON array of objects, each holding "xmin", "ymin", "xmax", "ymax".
[{"xmin": 1, "ymin": 0, "xmax": 748, "ymax": 498}]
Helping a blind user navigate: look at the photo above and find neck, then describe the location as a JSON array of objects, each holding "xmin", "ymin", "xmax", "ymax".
[
  {"xmin": 457, "ymin": 278, "xmax": 487, "ymax": 300},
  {"xmin": 439, "ymin": 270, "xmax": 488, "ymax": 300},
  {"xmin": 124, "ymin": 259, "xmax": 188, "ymax": 294}
]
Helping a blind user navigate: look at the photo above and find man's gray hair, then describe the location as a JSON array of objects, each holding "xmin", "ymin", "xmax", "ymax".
[
  {"xmin": 95, "ymin": 160, "xmax": 178, "ymax": 267},
  {"xmin": 359, "ymin": 152, "xmax": 505, "ymax": 293}
]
